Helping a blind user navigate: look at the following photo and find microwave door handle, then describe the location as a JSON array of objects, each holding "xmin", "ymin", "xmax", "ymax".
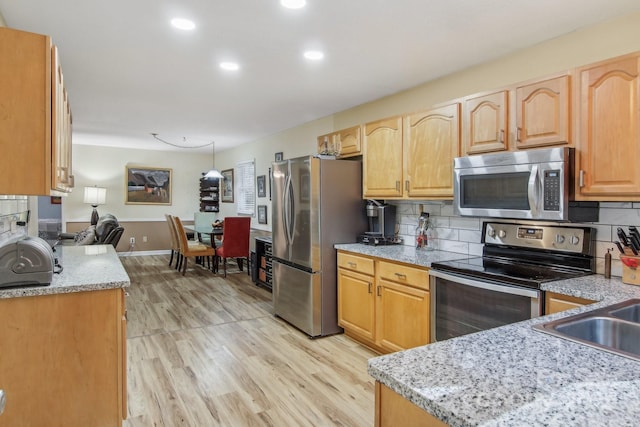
[{"xmin": 528, "ymin": 165, "xmax": 540, "ymax": 216}]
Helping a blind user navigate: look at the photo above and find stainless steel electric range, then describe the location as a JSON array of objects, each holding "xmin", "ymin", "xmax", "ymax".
[{"xmin": 429, "ymin": 221, "xmax": 595, "ymax": 342}]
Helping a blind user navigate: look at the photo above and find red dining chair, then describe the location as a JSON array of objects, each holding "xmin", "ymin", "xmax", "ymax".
[{"xmin": 214, "ymin": 217, "xmax": 251, "ymax": 277}]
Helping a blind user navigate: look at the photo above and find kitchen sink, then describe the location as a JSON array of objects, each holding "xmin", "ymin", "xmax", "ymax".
[
  {"xmin": 609, "ymin": 303, "xmax": 640, "ymax": 322},
  {"xmin": 533, "ymin": 298, "xmax": 640, "ymax": 361}
]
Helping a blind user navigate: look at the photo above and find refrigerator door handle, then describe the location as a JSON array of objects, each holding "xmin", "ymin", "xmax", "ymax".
[
  {"xmin": 288, "ymin": 172, "xmax": 296, "ymax": 244},
  {"xmin": 284, "ymin": 171, "xmax": 295, "ymax": 245}
]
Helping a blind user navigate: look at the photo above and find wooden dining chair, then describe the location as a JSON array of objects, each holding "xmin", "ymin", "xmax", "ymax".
[
  {"xmin": 214, "ymin": 217, "xmax": 251, "ymax": 277},
  {"xmin": 165, "ymin": 214, "xmax": 180, "ymax": 269},
  {"xmin": 172, "ymin": 216, "xmax": 216, "ymax": 275}
]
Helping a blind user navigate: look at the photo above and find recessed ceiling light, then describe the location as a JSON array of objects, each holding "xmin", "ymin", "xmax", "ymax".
[
  {"xmin": 219, "ymin": 62, "xmax": 240, "ymax": 71},
  {"xmin": 171, "ymin": 18, "xmax": 196, "ymax": 31},
  {"xmin": 304, "ymin": 50, "xmax": 324, "ymax": 61},
  {"xmin": 280, "ymin": 0, "xmax": 306, "ymax": 9}
]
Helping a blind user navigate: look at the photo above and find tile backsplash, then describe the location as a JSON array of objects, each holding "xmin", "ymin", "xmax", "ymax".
[
  {"xmin": 0, "ymin": 196, "xmax": 29, "ymax": 244},
  {"xmin": 391, "ymin": 200, "xmax": 640, "ymax": 278}
]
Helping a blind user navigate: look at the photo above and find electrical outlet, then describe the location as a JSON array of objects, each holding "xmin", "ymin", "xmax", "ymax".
[
  {"xmin": 130, "ymin": 237, "xmax": 135, "ymax": 244},
  {"xmin": 143, "ymin": 235, "xmax": 148, "ymax": 243}
]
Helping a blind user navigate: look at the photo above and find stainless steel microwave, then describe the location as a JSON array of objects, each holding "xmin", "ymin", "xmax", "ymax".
[{"xmin": 453, "ymin": 147, "xmax": 598, "ymax": 222}]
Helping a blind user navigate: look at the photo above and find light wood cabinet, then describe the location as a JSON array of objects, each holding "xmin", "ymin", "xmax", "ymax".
[
  {"xmin": 462, "ymin": 90, "xmax": 509, "ymax": 155},
  {"xmin": 375, "ymin": 382, "xmax": 448, "ymax": 427},
  {"xmin": 363, "ymin": 116, "xmax": 404, "ymax": 198},
  {"xmin": 575, "ymin": 53, "xmax": 640, "ymax": 200},
  {"xmin": 545, "ymin": 292, "xmax": 595, "ymax": 315},
  {"xmin": 317, "ymin": 125, "xmax": 362, "ymax": 158},
  {"xmin": 0, "ymin": 27, "xmax": 73, "ymax": 195},
  {"xmin": 0, "ymin": 288, "xmax": 127, "ymax": 426},
  {"xmin": 51, "ymin": 45, "xmax": 74, "ymax": 192},
  {"xmin": 337, "ymin": 251, "xmax": 430, "ymax": 353},
  {"xmin": 377, "ymin": 261, "xmax": 430, "ymax": 353},
  {"xmin": 515, "ymin": 75, "xmax": 571, "ymax": 149},
  {"xmin": 404, "ymin": 103, "xmax": 460, "ymax": 199}
]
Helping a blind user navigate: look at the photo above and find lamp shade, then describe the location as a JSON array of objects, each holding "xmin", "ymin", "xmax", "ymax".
[{"xmin": 84, "ymin": 186, "xmax": 107, "ymax": 206}]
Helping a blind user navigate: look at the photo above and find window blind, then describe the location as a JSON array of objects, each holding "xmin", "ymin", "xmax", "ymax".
[{"xmin": 235, "ymin": 159, "xmax": 255, "ymax": 215}]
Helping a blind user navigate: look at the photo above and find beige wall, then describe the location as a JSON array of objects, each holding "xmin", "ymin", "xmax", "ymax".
[
  {"xmin": 64, "ymin": 144, "xmax": 212, "ymax": 226},
  {"xmin": 331, "ymin": 11, "xmax": 640, "ymax": 129}
]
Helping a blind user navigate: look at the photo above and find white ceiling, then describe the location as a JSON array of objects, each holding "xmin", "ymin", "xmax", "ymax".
[{"xmin": 1, "ymin": 0, "xmax": 639, "ymax": 153}]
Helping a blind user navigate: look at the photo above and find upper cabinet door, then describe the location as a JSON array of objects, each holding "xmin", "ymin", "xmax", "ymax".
[
  {"xmin": 363, "ymin": 116, "xmax": 403, "ymax": 198},
  {"xmin": 576, "ymin": 54, "xmax": 640, "ymax": 199},
  {"xmin": 336, "ymin": 125, "xmax": 361, "ymax": 158},
  {"xmin": 516, "ymin": 75, "xmax": 571, "ymax": 149},
  {"xmin": 404, "ymin": 103, "xmax": 460, "ymax": 199},
  {"xmin": 51, "ymin": 45, "xmax": 74, "ymax": 192},
  {"xmin": 463, "ymin": 90, "xmax": 508, "ymax": 155}
]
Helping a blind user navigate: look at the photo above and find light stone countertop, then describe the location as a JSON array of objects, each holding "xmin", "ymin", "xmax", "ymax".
[
  {"xmin": 334, "ymin": 243, "xmax": 471, "ymax": 267},
  {"xmin": 0, "ymin": 244, "xmax": 130, "ymax": 299},
  {"xmin": 338, "ymin": 244, "xmax": 640, "ymax": 426}
]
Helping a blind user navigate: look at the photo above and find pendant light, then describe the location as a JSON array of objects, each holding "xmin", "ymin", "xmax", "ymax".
[
  {"xmin": 205, "ymin": 140, "xmax": 223, "ymax": 179},
  {"xmin": 150, "ymin": 133, "xmax": 222, "ymax": 179}
]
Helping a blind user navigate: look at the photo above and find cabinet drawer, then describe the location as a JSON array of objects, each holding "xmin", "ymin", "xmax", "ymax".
[
  {"xmin": 337, "ymin": 252, "xmax": 375, "ymax": 276},
  {"xmin": 378, "ymin": 261, "xmax": 429, "ymax": 290}
]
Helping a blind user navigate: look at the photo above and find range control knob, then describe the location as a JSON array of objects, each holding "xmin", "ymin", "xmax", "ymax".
[
  {"xmin": 555, "ymin": 234, "xmax": 565, "ymax": 244},
  {"xmin": 571, "ymin": 235, "xmax": 580, "ymax": 246},
  {"xmin": 487, "ymin": 228, "xmax": 496, "ymax": 238},
  {"xmin": 498, "ymin": 230, "xmax": 506, "ymax": 239}
]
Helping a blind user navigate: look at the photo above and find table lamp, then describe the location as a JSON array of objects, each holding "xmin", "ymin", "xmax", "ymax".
[{"xmin": 84, "ymin": 186, "xmax": 107, "ymax": 225}]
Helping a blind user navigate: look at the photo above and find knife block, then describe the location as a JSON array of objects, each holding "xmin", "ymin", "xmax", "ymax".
[{"xmin": 620, "ymin": 255, "xmax": 640, "ymax": 286}]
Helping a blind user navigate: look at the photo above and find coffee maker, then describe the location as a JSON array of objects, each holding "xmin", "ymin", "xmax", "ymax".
[{"xmin": 359, "ymin": 200, "xmax": 397, "ymax": 245}]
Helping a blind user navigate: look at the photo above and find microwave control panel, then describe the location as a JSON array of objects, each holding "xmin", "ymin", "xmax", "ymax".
[
  {"xmin": 543, "ymin": 169, "xmax": 561, "ymax": 211},
  {"xmin": 484, "ymin": 222, "xmax": 590, "ymax": 254}
]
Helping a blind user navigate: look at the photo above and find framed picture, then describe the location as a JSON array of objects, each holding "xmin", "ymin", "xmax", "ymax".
[
  {"xmin": 258, "ymin": 205, "xmax": 267, "ymax": 224},
  {"xmin": 125, "ymin": 166, "xmax": 172, "ymax": 205},
  {"xmin": 275, "ymin": 152, "xmax": 283, "ymax": 162},
  {"xmin": 221, "ymin": 169, "xmax": 234, "ymax": 203},
  {"xmin": 257, "ymin": 175, "xmax": 266, "ymax": 198}
]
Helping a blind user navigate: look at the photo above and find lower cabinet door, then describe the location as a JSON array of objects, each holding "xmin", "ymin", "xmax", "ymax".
[
  {"xmin": 337, "ymin": 268, "xmax": 375, "ymax": 342},
  {"xmin": 377, "ymin": 280, "xmax": 430, "ymax": 353}
]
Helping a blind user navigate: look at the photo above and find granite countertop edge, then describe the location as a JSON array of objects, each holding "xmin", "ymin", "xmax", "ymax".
[
  {"xmin": 335, "ymin": 244, "xmax": 640, "ymax": 426},
  {"xmin": 0, "ymin": 245, "xmax": 130, "ymax": 299}
]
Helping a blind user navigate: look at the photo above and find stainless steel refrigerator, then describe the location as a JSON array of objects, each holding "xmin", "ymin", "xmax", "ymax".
[{"xmin": 271, "ymin": 155, "xmax": 366, "ymax": 337}]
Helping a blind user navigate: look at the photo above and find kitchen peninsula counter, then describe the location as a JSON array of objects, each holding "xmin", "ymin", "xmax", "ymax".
[
  {"xmin": 0, "ymin": 244, "xmax": 130, "ymax": 299},
  {"xmin": 368, "ymin": 271, "xmax": 640, "ymax": 426},
  {"xmin": 0, "ymin": 244, "xmax": 129, "ymax": 426}
]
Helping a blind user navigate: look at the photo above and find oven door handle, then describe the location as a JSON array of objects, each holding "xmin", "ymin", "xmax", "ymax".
[{"xmin": 429, "ymin": 270, "xmax": 540, "ymax": 299}]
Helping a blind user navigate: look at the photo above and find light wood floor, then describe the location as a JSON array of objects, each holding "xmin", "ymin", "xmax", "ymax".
[{"xmin": 121, "ymin": 255, "xmax": 377, "ymax": 427}]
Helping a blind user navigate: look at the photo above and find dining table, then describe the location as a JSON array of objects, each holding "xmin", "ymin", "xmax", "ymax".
[{"xmin": 184, "ymin": 225, "xmax": 224, "ymax": 248}]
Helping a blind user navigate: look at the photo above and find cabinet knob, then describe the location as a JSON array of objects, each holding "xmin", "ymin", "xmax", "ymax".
[
  {"xmin": 368, "ymin": 282, "xmax": 372, "ymax": 294},
  {"xmin": 394, "ymin": 272, "xmax": 407, "ymax": 280}
]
